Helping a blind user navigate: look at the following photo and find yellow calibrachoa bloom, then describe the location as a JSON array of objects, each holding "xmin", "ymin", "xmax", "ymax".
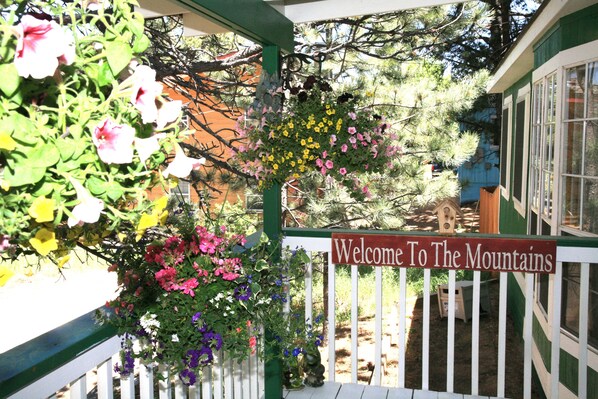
[
  {"xmin": 273, "ymin": 164, "xmax": 279, "ymax": 170},
  {"xmin": 136, "ymin": 213, "xmax": 158, "ymax": 241},
  {"xmin": 0, "ymin": 265, "xmax": 15, "ymax": 287},
  {"xmin": 0, "ymin": 132, "xmax": 17, "ymax": 151},
  {"xmin": 57, "ymin": 255, "xmax": 71, "ymax": 268},
  {"xmin": 300, "ymin": 139, "xmax": 306, "ymax": 146},
  {"xmin": 28, "ymin": 195, "xmax": 55, "ymax": 223},
  {"xmin": 29, "ymin": 228, "xmax": 58, "ymax": 256}
]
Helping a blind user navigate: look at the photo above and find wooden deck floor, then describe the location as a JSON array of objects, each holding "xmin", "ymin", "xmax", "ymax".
[{"xmin": 284, "ymin": 382, "xmax": 506, "ymax": 399}]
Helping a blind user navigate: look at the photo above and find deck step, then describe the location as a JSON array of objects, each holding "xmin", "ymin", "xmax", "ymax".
[{"xmin": 284, "ymin": 382, "xmax": 507, "ymax": 399}]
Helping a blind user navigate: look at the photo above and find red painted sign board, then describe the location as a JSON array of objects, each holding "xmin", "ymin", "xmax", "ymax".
[{"xmin": 331, "ymin": 233, "xmax": 557, "ymax": 274}]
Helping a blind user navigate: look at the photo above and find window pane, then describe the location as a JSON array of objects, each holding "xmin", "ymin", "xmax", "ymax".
[
  {"xmin": 585, "ymin": 120, "xmax": 598, "ymax": 176},
  {"xmin": 588, "ymin": 62, "xmax": 598, "ymax": 119},
  {"xmin": 500, "ymin": 108, "xmax": 509, "ymax": 188},
  {"xmin": 563, "ymin": 176, "xmax": 582, "ymax": 228},
  {"xmin": 534, "ymin": 82, "xmax": 543, "ymax": 124},
  {"xmin": 582, "ymin": 178, "xmax": 598, "ymax": 234},
  {"xmin": 564, "ymin": 122, "xmax": 583, "ymax": 175},
  {"xmin": 544, "ymin": 124, "xmax": 555, "ymax": 172},
  {"xmin": 562, "ymin": 263, "xmax": 581, "ymax": 337},
  {"xmin": 538, "ymin": 273, "xmax": 549, "ymax": 314},
  {"xmin": 543, "ymin": 172, "xmax": 553, "ymax": 217},
  {"xmin": 548, "ymin": 74, "xmax": 557, "ymax": 123},
  {"xmin": 566, "ymin": 65, "xmax": 586, "ymax": 120}
]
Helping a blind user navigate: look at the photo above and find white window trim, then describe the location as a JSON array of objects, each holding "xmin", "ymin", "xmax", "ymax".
[
  {"xmin": 513, "ymin": 85, "xmax": 531, "ymax": 217},
  {"xmin": 501, "ymin": 95, "xmax": 513, "ymax": 200}
]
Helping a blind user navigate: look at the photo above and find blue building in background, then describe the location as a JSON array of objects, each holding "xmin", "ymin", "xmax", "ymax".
[{"xmin": 458, "ymin": 108, "xmax": 500, "ymax": 204}]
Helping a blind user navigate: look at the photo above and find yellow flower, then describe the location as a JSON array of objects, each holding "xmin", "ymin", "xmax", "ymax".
[
  {"xmin": 287, "ymin": 151, "xmax": 293, "ymax": 158},
  {"xmin": 283, "ymin": 130, "xmax": 289, "ymax": 137},
  {"xmin": 57, "ymin": 255, "xmax": 71, "ymax": 269},
  {"xmin": 298, "ymin": 159, "xmax": 303, "ymax": 164},
  {"xmin": 136, "ymin": 212, "xmax": 158, "ymax": 241},
  {"xmin": 29, "ymin": 228, "xmax": 58, "ymax": 256},
  {"xmin": 1, "ymin": 180, "xmax": 9, "ymax": 191},
  {"xmin": 318, "ymin": 122, "xmax": 324, "ymax": 128},
  {"xmin": 325, "ymin": 104, "xmax": 331, "ymax": 109},
  {"xmin": 268, "ymin": 154, "xmax": 274, "ymax": 162},
  {"xmin": 300, "ymin": 139, "xmax": 306, "ymax": 146},
  {"xmin": 299, "ymin": 165, "xmax": 306, "ymax": 172},
  {"xmin": 288, "ymin": 121, "xmax": 294, "ymax": 129},
  {"xmin": 308, "ymin": 137, "xmax": 313, "ymax": 143},
  {"xmin": 273, "ymin": 164, "xmax": 279, "ymax": 170},
  {"xmin": 28, "ymin": 196, "xmax": 55, "ymax": 223},
  {"xmin": 290, "ymin": 161, "xmax": 296, "ymax": 167},
  {"xmin": 0, "ymin": 266, "xmax": 15, "ymax": 287},
  {"xmin": 0, "ymin": 132, "xmax": 17, "ymax": 151},
  {"xmin": 314, "ymin": 143, "xmax": 321, "ymax": 149},
  {"xmin": 168, "ymin": 177, "xmax": 179, "ymax": 189},
  {"xmin": 314, "ymin": 127, "xmax": 320, "ymax": 133}
]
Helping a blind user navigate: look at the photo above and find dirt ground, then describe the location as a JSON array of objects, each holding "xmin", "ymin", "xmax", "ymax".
[{"xmin": 324, "ymin": 202, "xmax": 540, "ymax": 398}]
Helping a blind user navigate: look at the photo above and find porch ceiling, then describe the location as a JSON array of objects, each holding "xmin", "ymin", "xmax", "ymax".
[
  {"xmin": 264, "ymin": 0, "xmax": 472, "ymax": 24},
  {"xmin": 137, "ymin": 0, "xmax": 472, "ymax": 51}
]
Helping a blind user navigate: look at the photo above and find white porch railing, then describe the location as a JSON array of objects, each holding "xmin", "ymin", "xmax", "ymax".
[
  {"xmin": 1, "ymin": 230, "xmax": 597, "ymax": 399},
  {"xmin": 281, "ymin": 229, "xmax": 598, "ymax": 399}
]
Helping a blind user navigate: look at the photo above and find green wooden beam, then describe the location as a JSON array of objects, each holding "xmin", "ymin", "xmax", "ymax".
[{"xmin": 177, "ymin": 0, "xmax": 294, "ymax": 52}]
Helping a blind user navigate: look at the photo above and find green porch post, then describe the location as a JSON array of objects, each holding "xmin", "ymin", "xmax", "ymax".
[{"xmin": 261, "ymin": 45, "xmax": 284, "ymax": 399}]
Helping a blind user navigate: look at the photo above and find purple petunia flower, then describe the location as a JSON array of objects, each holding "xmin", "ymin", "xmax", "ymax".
[
  {"xmin": 180, "ymin": 368, "xmax": 197, "ymax": 386},
  {"xmin": 233, "ymin": 283, "xmax": 252, "ymax": 301},
  {"xmin": 203, "ymin": 331, "xmax": 223, "ymax": 351},
  {"xmin": 292, "ymin": 347, "xmax": 302, "ymax": 357}
]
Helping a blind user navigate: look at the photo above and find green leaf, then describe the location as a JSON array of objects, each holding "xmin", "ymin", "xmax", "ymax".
[
  {"xmin": 133, "ymin": 34, "xmax": 150, "ymax": 54},
  {"xmin": 105, "ymin": 39, "xmax": 133, "ymax": 76},
  {"xmin": 58, "ymin": 139, "xmax": 76, "ymax": 161},
  {"xmin": 28, "ymin": 143, "xmax": 60, "ymax": 167},
  {"xmin": 8, "ymin": 113, "xmax": 37, "ymax": 144},
  {"xmin": 254, "ymin": 259, "xmax": 269, "ymax": 271},
  {"xmin": 0, "ymin": 63, "xmax": 21, "ymax": 97},
  {"xmin": 87, "ymin": 176, "xmax": 107, "ymax": 196},
  {"xmin": 105, "ymin": 183, "xmax": 124, "ymax": 202},
  {"xmin": 4, "ymin": 165, "xmax": 46, "ymax": 187},
  {"xmin": 98, "ymin": 62, "xmax": 115, "ymax": 87},
  {"xmin": 32, "ymin": 181, "xmax": 54, "ymax": 197}
]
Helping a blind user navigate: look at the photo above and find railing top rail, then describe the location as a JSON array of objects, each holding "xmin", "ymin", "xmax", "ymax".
[
  {"xmin": 0, "ymin": 307, "xmax": 116, "ymax": 398},
  {"xmin": 282, "ymin": 227, "xmax": 598, "ymax": 248}
]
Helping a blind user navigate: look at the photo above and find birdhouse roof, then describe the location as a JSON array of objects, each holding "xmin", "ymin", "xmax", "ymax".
[{"xmin": 432, "ymin": 199, "xmax": 464, "ymax": 217}]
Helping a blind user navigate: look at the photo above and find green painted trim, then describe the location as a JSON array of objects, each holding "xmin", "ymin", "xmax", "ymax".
[
  {"xmin": 534, "ymin": 3, "xmax": 598, "ymax": 68},
  {"xmin": 0, "ymin": 308, "xmax": 116, "ymax": 398},
  {"xmin": 178, "ymin": 0, "xmax": 294, "ymax": 52},
  {"xmin": 508, "ymin": 282, "xmax": 598, "ymax": 397},
  {"xmin": 261, "ymin": 45, "xmax": 284, "ymax": 399},
  {"xmin": 533, "ymin": 314, "xmax": 551, "ymax": 372}
]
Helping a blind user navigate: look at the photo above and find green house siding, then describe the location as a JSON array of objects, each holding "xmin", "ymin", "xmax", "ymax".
[
  {"xmin": 499, "ymin": 73, "xmax": 532, "ymax": 235},
  {"xmin": 534, "ymin": 3, "xmax": 598, "ymax": 68}
]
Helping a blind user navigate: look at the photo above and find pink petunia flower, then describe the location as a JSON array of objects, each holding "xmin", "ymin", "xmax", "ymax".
[
  {"xmin": 341, "ymin": 144, "xmax": 348, "ymax": 153},
  {"xmin": 339, "ymin": 167, "xmax": 347, "ymax": 176},
  {"xmin": 162, "ymin": 143, "xmax": 205, "ymax": 179},
  {"xmin": 322, "ymin": 150, "xmax": 328, "ymax": 159},
  {"xmin": 13, "ymin": 15, "xmax": 75, "ymax": 79},
  {"xmin": 130, "ymin": 65, "xmax": 163, "ymax": 125},
  {"xmin": 325, "ymin": 160, "xmax": 334, "ymax": 169},
  {"xmin": 93, "ymin": 118, "xmax": 135, "ymax": 164},
  {"xmin": 155, "ymin": 100, "xmax": 182, "ymax": 130},
  {"xmin": 348, "ymin": 112, "xmax": 357, "ymax": 120},
  {"xmin": 135, "ymin": 133, "xmax": 166, "ymax": 164},
  {"xmin": 348, "ymin": 127, "xmax": 357, "ymax": 134},
  {"xmin": 315, "ymin": 158, "xmax": 324, "ymax": 168},
  {"xmin": 67, "ymin": 178, "xmax": 105, "ymax": 227}
]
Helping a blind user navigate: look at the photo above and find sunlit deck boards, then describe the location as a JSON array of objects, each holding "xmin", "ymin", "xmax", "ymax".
[{"xmin": 284, "ymin": 382, "xmax": 505, "ymax": 399}]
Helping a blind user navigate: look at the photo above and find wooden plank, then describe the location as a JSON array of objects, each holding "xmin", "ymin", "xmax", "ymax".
[
  {"xmin": 550, "ymin": 263, "xmax": 562, "ymax": 399},
  {"xmin": 338, "ymin": 383, "xmax": 365, "ymax": 399},
  {"xmin": 413, "ymin": 390, "xmax": 439, "ymax": 399},
  {"xmin": 497, "ymin": 273, "xmax": 507, "ymax": 397},
  {"xmin": 285, "ymin": 386, "xmax": 318, "ymax": 399},
  {"xmin": 387, "ymin": 387, "xmax": 414, "ymax": 399},
  {"xmin": 313, "ymin": 381, "xmax": 342, "ymax": 398},
  {"xmin": 422, "ymin": 269, "xmax": 430, "ymax": 390},
  {"xmin": 471, "ymin": 272, "xmax": 480, "ymax": 395},
  {"xmin": 352, "ymin": 264, "xmax": 359, "ymax": 383},
  {"xmin": 446, "ymin": 271, "xmax": 456, "ymax": 393},
  {"xmin": 362, "ymin": 385, "xmax": 389, "ymax": 399},
  {"xmin": 328, "ymin": 259, "xmax": 336, "ymax": 382},
  {"xmin": 374, "ymin": 267, "xmax": 383, "ymax": 385},
  {"xmin": 438, "ymin": 392, "xmax": 463, "ymax": 398},
  {"xmin": 398, "ymin": 267, "xmax": 407, "ymax": 387},
  {"xmin": 523, "ymin": 273, "xmax": 534, "ymax": 399}
]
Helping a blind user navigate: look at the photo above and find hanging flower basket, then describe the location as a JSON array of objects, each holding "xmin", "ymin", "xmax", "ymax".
[
  {"xmin": 235, "ymin": 75, "xmax": 400, "ymax": 198},
  {"xmin": 100, "ymin": 212, "xmax": 310, "ymax": 386}
]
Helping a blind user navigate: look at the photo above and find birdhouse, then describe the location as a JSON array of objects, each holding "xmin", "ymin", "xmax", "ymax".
[{"xmin": 433, "ymin": 199, "xmax": 464, "ymax": 235}]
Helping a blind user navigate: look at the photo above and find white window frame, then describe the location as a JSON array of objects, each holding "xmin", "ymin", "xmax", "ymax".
[
  {"xmin": 170, "ymin": 179, "xmax": 192, "ymax": 204},
  {"xmin": 513, "ymin": 85, "xmax": 531, "ymax": 217},
  {"xmin": 501, "ymin": 95, "xmax": 513, "ymax": 199}
]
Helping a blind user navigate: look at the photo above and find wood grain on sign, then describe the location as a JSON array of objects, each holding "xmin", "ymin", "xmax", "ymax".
[{"xmin": 331, "ymin": 233, "xmax": 556, "ymax": 274}]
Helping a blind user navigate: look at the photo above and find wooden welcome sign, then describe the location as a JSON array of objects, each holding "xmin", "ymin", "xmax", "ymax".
[{"xmin": 331, "ymin": 233, "xmax": 557, "ymax": 274}]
